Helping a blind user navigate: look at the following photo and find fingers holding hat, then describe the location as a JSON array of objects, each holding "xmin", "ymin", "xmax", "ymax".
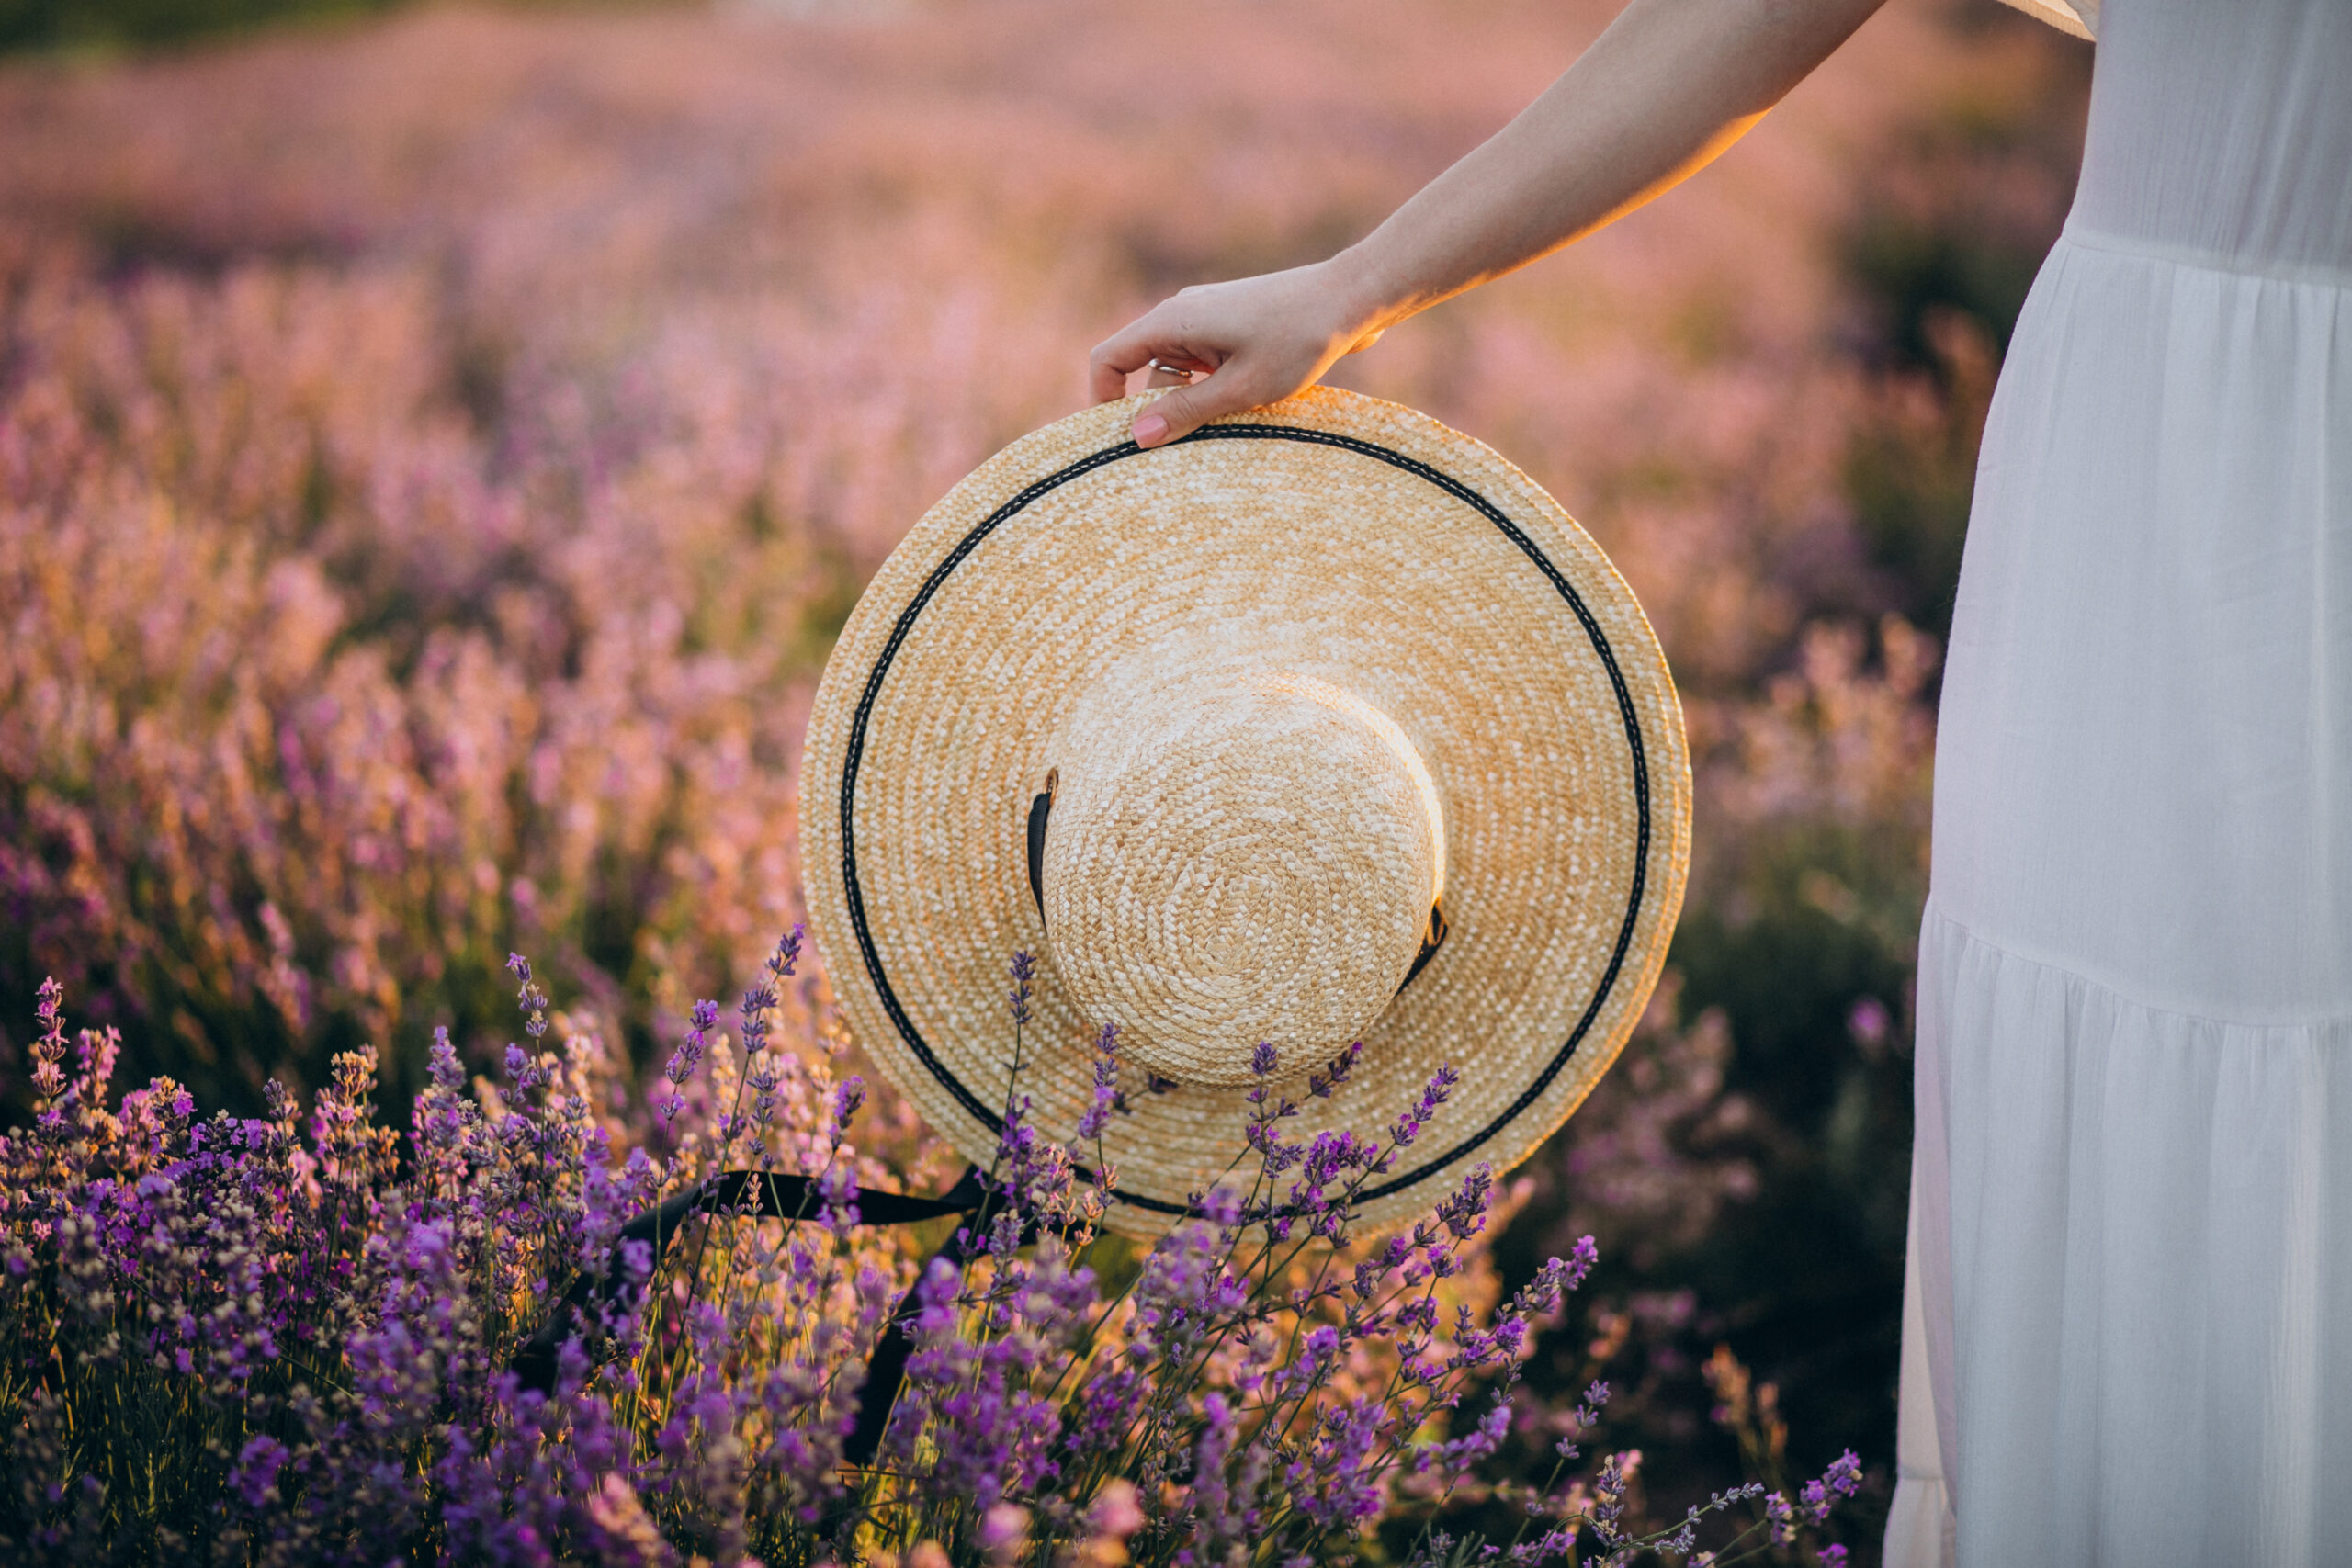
[
  {"xmin": 1088, "ymin": 262, "xmax": 1389, "ymax": 448},
  {"xmin": 1086, "ymin": 310, "xmax": 1206, "ymax": 402}
]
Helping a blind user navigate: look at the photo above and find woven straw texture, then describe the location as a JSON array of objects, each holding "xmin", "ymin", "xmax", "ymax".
[{"xmin": 800, "ymin": 387, "xmax": 1690, "ymax": 1235}]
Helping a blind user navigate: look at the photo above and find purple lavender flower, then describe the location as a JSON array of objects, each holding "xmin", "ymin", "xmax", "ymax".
[
  {"xmin": 669, "ymin": 998, "xmax": 721, "ymax": 1086},
  {"xmin": 1189, "ymin": 1392, "xmax": 1245, "ymax": 1544},
  {"xmin": 657, "ymin": 998, "xmax": 721, "ymax": 1130},
  {"xmin": 1431, "ymin": 1162, "xmax": 1493, "ymax": 1243},
  {"xmin": 1847, "ymin": 995, "xmax": 1891, "ymax": 1050},
  {"xmin": 1075, "ymin": 1022, "xmax": 1120, "ymax": 1142},
  {"xmin": 1287, "ymin": 1398, "xmax": 1385, "ymax": 1529},
  {"xmin": 1067, "ymin": 1368, "xmax": 1145, "ymax": 1459},
  {"xmin": 1197, "ymin": 1184, "xmax": 1243, "ymax": 1228},
  {"xmin": 1802, "ymin": 1448, "xmax": 1864, "ymax": 1520},
  {"xmin": 1390, "ymin": 1063, "xmax": 1461, "ymax": 1146},
  {"xmin": 738, "ymin": 925, "xmax": 805, "ymax": 1058},
  {"xmin": 1565, "ymin": 1234, "xmax": 1600, "ymax": 1292},
  {"xmin": 740, "ymin": 983, "xmax": 778, "ymax": 1054},
  {"xmin": 820, "ymin": 1160, "xmax": 862, "ymax": 1235},
  {"xmin": 0, "ymin": 969, "xmax": 1864, "ymax": 1568},
  {"xmin": 1307, "ymin": 1041, "xmax": 1362, "ymax": 1100},
  {"xmin": 831, "ymin": 1075, "xmax": 866, "ymax": 1135},
  {"xmin": 1590, "ymin": 1450, "xmax": 1640, "ymax": 1547},
  {"xmin": 506, "ymin": 952, "xmax": 551, "ymax": 1039},
  {"xmin": 230, "ymin": 1436, "xmax": 289, "ymax": 1512},
  {"xmin": 1431, "ymin": 1402, "xmax": 1511, "ymax": 1472},
  {"xmin": 1009, "ymin": 950, "xmax": 1037, "ymax": 1027},
  {"xmin": 30, "ymin": 976, "xmax": 69, "ymax": 1105},
  {"xmin": 768, "ymin": 922, "xmax": 806, "ymax": 981}
]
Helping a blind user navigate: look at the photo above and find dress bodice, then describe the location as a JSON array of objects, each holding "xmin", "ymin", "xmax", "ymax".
[{"xmin": 2071, "ymin": 0, "xmax": 2352, "ymax": 279}]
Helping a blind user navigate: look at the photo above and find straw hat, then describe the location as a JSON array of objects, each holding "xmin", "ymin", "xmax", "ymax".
[{"xmin": 799, "ymin": 387, "xmax": 1690, "ymax": 1235}]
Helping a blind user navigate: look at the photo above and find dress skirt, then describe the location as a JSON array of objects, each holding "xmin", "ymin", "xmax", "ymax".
[{"xmin": 1886, "ymin": 1, "xmax": 2352, "ymax": 1557}]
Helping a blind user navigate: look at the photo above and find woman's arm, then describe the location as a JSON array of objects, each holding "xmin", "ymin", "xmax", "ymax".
[{"xmin": 1091, "ymin": 0, "xmax": 1887, "ymax": 446}]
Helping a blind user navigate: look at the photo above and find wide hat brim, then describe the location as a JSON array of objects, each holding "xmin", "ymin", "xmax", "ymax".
[{"xmin": 800, "ymin": 388, "xmax": 1690, "ymax": 1235}]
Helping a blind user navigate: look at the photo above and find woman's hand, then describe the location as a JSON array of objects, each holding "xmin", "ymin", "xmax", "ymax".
[{"xmin": 1088, "ymin": 257, "xmax": 1389, "ymax": 448}]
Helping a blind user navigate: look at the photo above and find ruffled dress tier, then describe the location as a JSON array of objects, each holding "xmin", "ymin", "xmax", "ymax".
[{"xmin": 1886, "ymin": 1, "xmax": 2352, "ymax": 1563}]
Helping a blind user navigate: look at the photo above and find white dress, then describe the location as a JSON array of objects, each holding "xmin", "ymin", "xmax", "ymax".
[{"xmin": 1886, "ymin": 1, "xmax": 2352, "ymax": 1564}]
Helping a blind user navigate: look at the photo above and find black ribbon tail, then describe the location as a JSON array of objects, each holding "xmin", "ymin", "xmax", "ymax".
[
  {"xmin": 512, "ymin": 1163, "xmax": 990, "ymax": 1461},
  {"xmin": 1026, "ymin": 786, "xmax": 1054, "ymax": 921},
  {"xmin": 842, "ymin": 1203, "xmax": 991, "ymax": 1463}
]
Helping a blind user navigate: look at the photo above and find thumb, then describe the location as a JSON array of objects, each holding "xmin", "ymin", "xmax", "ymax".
[{"xmin": 1129, "ymin": 370, "xmax": 1261, "ymax": 449}]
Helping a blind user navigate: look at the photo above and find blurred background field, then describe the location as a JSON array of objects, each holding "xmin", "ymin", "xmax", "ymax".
[{"xmin": 0, "ymin": 0, "xmax": 2087, "ymax": 1550}]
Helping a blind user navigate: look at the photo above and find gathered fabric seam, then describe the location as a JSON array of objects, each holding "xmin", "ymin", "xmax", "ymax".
[
  {"xmin": 2056, "ymin": 224, "xmax": 2352, "ymax": 291},
  {"xmin": 1923, "ymin": 902, "xmax": 2352, "ymax": 1036}
]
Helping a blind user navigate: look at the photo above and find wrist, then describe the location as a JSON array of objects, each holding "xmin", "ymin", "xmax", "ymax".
[{"xmin": 1317, "ymin": 246, "xmax": 1406, "ymax": 345}]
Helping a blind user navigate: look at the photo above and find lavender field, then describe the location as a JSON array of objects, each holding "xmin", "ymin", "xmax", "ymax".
[{"xmin": 0, "ymin": 0, "xmax": 2088, "ymax": 1558}]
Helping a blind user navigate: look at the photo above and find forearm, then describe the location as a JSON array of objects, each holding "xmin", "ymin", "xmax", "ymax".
[
  {"xmin": 1090, "ymin": 0, "xmax": 1889, "ymax": 443},
  {"xmin": 1330, "ymin": 0, "xmax": 1887, "ymax": 333}
]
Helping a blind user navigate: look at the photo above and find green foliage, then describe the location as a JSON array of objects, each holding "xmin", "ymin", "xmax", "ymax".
[
  {"xmin": 0, "ymin": 0, "xmax": 395, "ymax": 54},
  {"xmin": 1664, "ymin": 832, "xmax": 1917, "ymax": 1465}
]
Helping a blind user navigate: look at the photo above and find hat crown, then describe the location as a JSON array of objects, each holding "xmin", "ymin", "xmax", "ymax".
[{"xmin": 1040, "ymin": 670, "xmax": 1443, "ymax": 1089}]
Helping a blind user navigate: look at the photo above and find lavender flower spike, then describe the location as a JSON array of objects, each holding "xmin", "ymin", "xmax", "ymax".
[
  {"xmin": 1076, "ymin": 1021, "xmax": 1120, "ymax": 1142},
  {"xmin": 767, "ymin": 921, "xmax": 807, "ymax": 980},
  {"xmin": 1009, "ymin": 949, "xmax": 1038, "ymax": 1026}
]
